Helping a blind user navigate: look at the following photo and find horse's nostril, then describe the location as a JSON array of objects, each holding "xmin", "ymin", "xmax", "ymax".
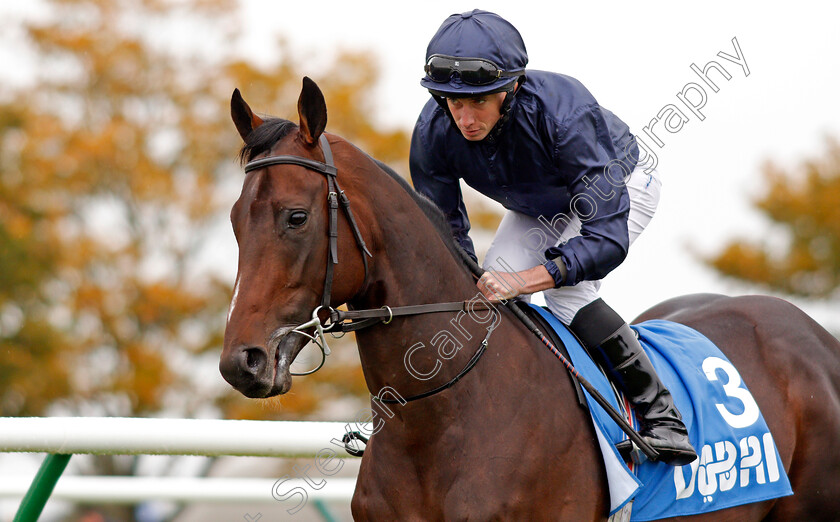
[{"xmin": 245, "ymin": 347, "xmax": 267, "ymax": 373}]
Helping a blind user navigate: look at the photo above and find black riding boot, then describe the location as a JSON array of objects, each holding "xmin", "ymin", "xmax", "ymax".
[{"xmin": 570, "ymin": 299, "xmax": 697, "ymax": 466}]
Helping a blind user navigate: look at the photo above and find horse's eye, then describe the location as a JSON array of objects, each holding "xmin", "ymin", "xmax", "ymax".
[{"xmin": 288, "ymin": 211, "xmax": 308, "ymax": 228}]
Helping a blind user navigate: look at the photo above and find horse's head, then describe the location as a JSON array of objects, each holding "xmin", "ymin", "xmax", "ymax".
[{"xmin": 220, "ymin": 78, "xmax": 369, "ymax": 398}]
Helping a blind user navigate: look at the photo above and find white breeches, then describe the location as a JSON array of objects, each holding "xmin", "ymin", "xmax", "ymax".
[{"xmin": 482, "ymin": 165, "xmax": 661, "ymax": 324}]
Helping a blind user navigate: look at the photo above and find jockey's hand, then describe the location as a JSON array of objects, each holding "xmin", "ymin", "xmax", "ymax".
[
  {"xmin": 477, "ymin": 266, "xmax": 556, "ymax": 302},
  {"xmin": 478, "ymin": 271, "xmax": 523, "ymax": 301}
]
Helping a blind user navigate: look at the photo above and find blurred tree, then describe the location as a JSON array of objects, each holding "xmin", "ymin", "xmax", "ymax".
[
  {"xmin": 0, "ymin": 0, "xmax": 407, "ymax": 424},
  {"xmin": 1, "ymin": 1, "xmax": 409, "ymax": 519},
  {"xmin": 707, "ymin": 138, "xmax": 840, "ymax": 299},
  {"xmin": 0, "ymin": 1, "xmax": 415, "ymax": 520}
]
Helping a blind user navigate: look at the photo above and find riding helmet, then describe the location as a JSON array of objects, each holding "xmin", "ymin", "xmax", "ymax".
[{"xmin": 421, "ymin": 9, "xmax": 528, "ymax": 98}]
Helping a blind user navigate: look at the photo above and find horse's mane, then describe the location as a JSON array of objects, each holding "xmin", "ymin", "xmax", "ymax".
[
  {"xmin": 370, "ymin": 157, "xmax": 471, "ymax": 271},
  {"xmin": 237, "ymin": 117, "xmax": 471, "ymax": 272}
]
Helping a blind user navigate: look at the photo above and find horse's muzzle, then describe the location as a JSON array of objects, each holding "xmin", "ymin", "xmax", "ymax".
[{"xmin": 220, "ymin": 327, "xmax": 301, "ymax": 398}]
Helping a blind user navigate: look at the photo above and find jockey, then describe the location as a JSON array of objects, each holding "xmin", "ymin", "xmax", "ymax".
[{"xmin": 409, "ymin": 9, "xmax": 697, "ymax": 465}]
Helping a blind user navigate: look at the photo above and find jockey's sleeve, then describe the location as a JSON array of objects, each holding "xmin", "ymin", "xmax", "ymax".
[
  {"xmin": 410, "ymin": 126, "xmax": 477, "ymax": 262},
  {"xmin": 543, "ymin": 104, "xmax": 631, "ymax": 286}
]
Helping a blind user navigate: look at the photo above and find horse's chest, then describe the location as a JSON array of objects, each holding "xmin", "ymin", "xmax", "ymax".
[{"xmin": 352, "ymin": 438, "xmax": 604, "ymax": 520}]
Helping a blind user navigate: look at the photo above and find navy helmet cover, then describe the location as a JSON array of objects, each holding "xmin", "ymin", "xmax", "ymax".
[{"xmin": 420, "ymin": 9, "xmax": 528, "ymax": 97}]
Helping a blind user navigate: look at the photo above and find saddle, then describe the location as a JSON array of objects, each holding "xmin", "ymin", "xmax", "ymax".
[
  {"xmin": 524, "ymin": 304, "xmax": 793, "ymax": 520},
  {"xmin": 516, "ymin": 302, "xmax": 643, "ymax": 462}
]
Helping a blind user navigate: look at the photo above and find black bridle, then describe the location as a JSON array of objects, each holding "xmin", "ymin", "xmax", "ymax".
[
  {"xmin": 241, "ymin": 133, "xmax": 660, "ymax": 461},
  {"xmin": 240, "ymin": 133, "xmax": 495, "ymax": 389},
  {"xmin": 242, "ymin": 133, "xmax": 489, "ymax": 331},
  {"xmin": 244, "ymin": 134, "xmax": 371, "ymax": 310}
]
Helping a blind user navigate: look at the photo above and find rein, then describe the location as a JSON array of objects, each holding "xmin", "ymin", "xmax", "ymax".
[
  {"xmin": 376, "ymin": 326, "xmax": 494, "ymax": 404},
  {"xmin": 244, "ymin": 134, "xmax": 660, "ymax": 462},
  {"xmin": 327, "ymin": 300, "xmax": 493, "ymax": 332},
  {"xmin": 454, "ymin": 248, "xmax": 661, "ymax": 462},
  {"xmin": 242, "ymin": 135, "xmax": 493, "ymax": 394}
]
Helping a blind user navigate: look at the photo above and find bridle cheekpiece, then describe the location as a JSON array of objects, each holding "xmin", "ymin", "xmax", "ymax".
[{"xmin": 243, "ymin": 134, "xmax": 371, "ymax": 374}]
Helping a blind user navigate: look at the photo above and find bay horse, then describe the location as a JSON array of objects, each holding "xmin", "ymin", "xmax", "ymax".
[{"xmin": 220, "ymin": 77, "xmax": 840, "ymax": 520}]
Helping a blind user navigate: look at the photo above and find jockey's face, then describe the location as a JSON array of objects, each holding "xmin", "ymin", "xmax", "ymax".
[{"xmin": 446, "ymin": 92, "xmax": 507, "ymax": 141}]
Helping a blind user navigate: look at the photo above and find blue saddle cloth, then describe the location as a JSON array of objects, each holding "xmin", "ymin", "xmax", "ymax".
[{"xmin": 527, "ymin": 305, "xmax": 793, "ymax": 520}]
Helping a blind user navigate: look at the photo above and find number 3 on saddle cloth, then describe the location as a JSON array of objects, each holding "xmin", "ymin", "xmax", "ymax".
[{"xmin": 526, "ymin": 304, "xmax": 793, "ymax": 521}]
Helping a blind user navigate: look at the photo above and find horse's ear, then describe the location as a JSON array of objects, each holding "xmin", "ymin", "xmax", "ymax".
[
  {"xmin": 297, "ymin": 77, "xmax": 327, "ymax": 146},
  {"xmin": 231, "ymin": 88, "xmax": 264, "ymax": 141}
]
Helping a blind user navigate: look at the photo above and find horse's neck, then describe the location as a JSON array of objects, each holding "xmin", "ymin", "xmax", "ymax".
[
  {"xmin": 345, "ymin": 187, "xmax": 591, "ymax": 473},
  {"xmin": 342, "ymin": 172, "xmax": 598, "ymax": 498},
  {"xmin": 353, "ymin": 235, "xmax": 481, "ymax": 391},
  {"xmin": 348, "ymin": 188, "xmax": 531, "ymax": 425}
]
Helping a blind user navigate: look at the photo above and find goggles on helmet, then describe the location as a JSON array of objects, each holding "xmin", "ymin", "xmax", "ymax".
[{"xmin": 424, "ymin": 54, "xmax": 522, "ymax": 86}]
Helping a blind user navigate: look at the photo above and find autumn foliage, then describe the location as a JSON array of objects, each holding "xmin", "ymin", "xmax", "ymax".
[
  {"xmin": 707, "ymin": 138, "xmax": 840, "ymax": 299},
  {"xmin": 0, "ymin": 0, "xmax": 409, "ymax": 420}
]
